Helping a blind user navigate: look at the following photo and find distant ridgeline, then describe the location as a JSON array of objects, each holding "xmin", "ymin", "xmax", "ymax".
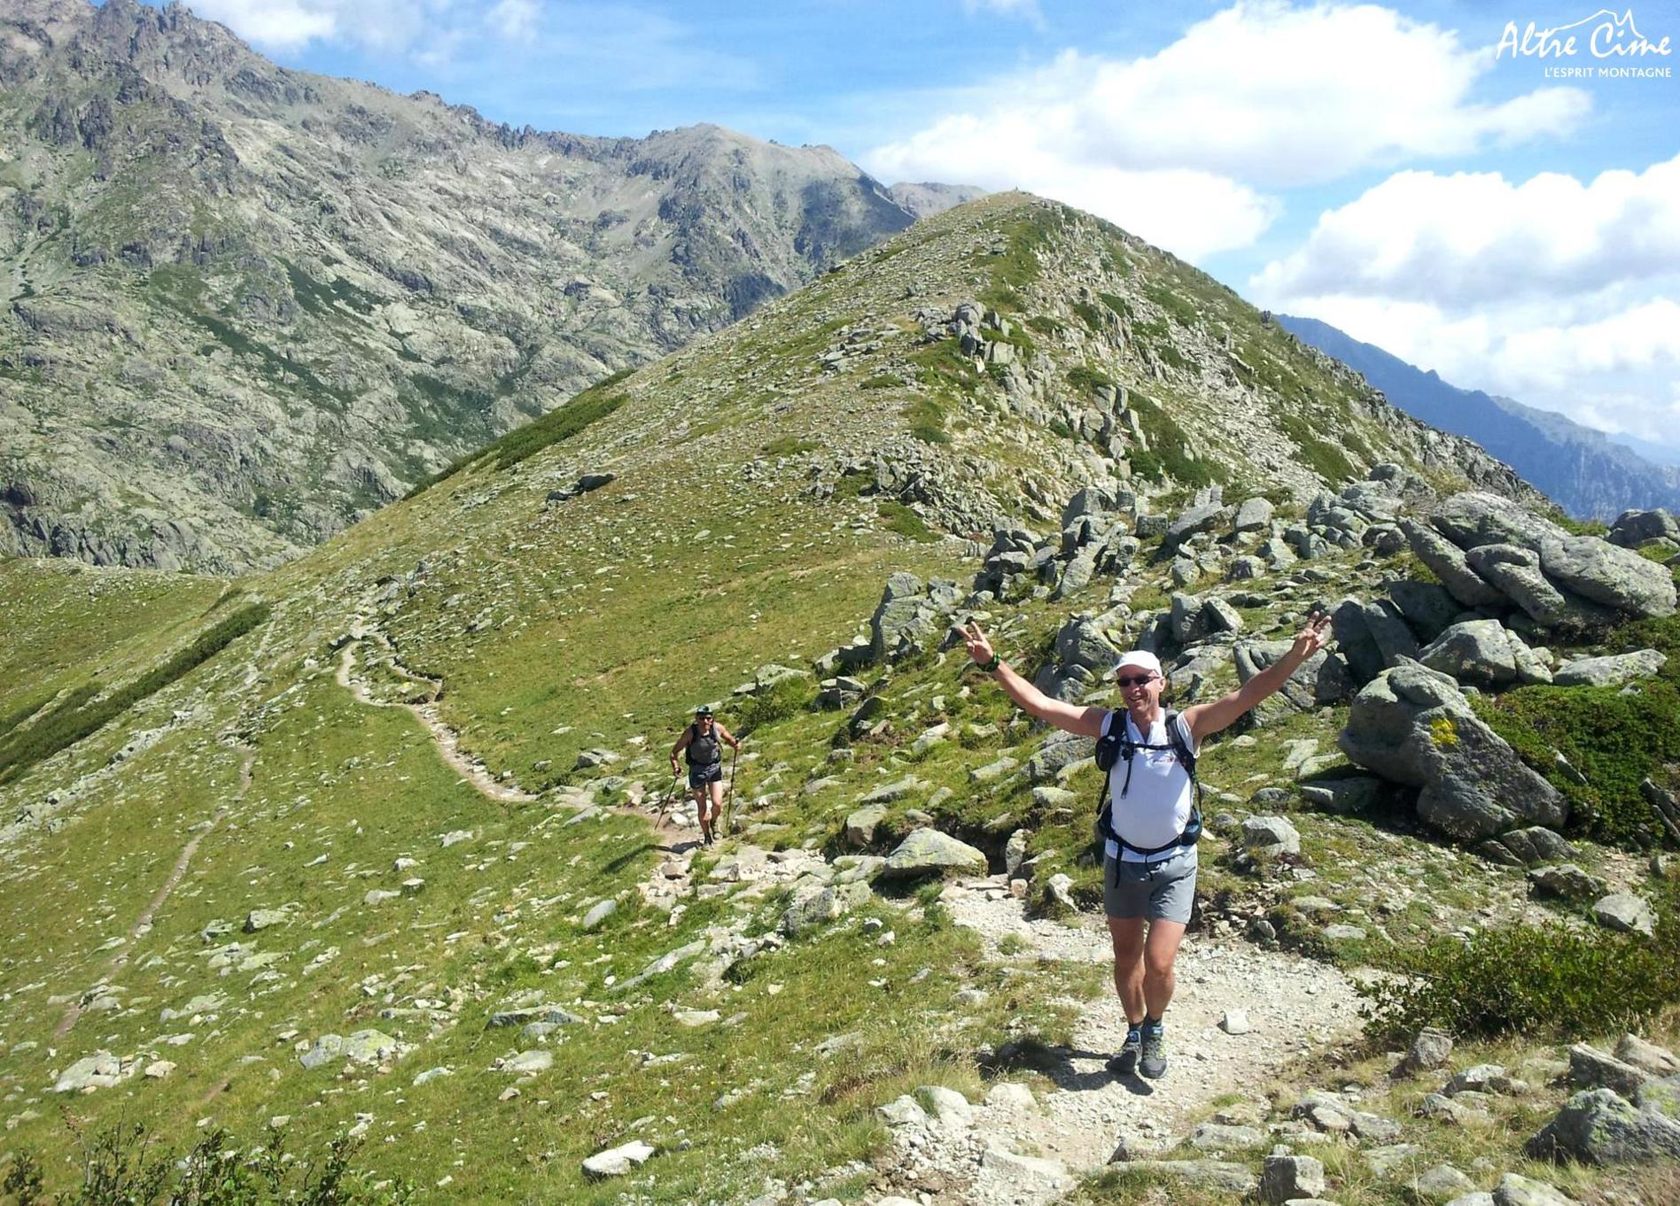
[{"xmin": 1280, "ymin": 316, "xmax": 1680, "ymax": 522}]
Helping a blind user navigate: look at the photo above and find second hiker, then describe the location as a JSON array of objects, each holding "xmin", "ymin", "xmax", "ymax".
[
  {"xmin": 669, "ymin": 705, "xmax": 740, "ymax": 846},
  {"xmin": 961, "ymin": 611, "xmax": 1330, "ymax": 1080}
]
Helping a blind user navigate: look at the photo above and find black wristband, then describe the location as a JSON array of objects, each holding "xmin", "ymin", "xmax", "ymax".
[{"xmin": 980, "ymin": 653, "xmax": 1001, "ymax": 672}]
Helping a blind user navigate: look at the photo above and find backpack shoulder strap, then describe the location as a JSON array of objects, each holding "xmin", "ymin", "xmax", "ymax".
[{"xmin": 1163, "ymin": 710, "xmax": 1197, "ymax": 777}]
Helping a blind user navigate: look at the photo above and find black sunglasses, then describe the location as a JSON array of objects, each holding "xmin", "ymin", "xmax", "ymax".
[{"xmin": 1115, "ymin": 674, "xmax": 1157, "ymax": 688}]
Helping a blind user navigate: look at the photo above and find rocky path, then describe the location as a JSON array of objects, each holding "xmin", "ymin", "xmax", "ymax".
[
  {"xmin": 335, "ymin": 628, "xmax": 537, "ymax": 805},
  {"xmin": 878, "ymin": 880, "xmax": 1366, "ymax": 1205}
]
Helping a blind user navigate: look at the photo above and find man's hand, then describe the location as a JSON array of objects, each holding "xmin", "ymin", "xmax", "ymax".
[
  {"xmin": 961, "ymin": 620, "xmax": 996, "ymax": 667},
  {"xmin": 1289, "ymin": 610, "xmax": 1332, "ymax": 662}
]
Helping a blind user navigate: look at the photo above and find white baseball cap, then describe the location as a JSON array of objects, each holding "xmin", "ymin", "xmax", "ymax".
[{"xmin": 1114, "ymin": 650, "xmax": 1162, "ymax": 678}]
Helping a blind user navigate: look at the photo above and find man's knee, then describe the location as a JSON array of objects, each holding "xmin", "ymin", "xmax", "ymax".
[{"xmin": 1143, "ymin": 946, "xmax": 1178, "ymax": 979}]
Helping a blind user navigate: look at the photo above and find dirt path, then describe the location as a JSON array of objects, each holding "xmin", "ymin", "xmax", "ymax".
[
  {"xmin": 54, "ymin": 745, "xmax": 254, "ymax": 1040},
  {"xmin": 885, "ymin": 879, "xmax": 1366, "ymax": 1205},
  {"xmin": 335, "ymin": 634, "xmax": 537, "ymax": 804}
]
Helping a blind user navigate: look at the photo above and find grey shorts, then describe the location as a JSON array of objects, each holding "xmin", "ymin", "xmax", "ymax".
[
  {"xmin": 1102, "ymin": 847, "xmax": 1197, "ymax": 923},
  {"xmin": 688, "ymin": 763, "xmax": 723, "ymax": 790}
]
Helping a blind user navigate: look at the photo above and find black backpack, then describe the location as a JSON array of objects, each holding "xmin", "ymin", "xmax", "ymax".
[{"xmin": 1092, "ymin": 709, "xmax": 1203, "ymax": 858}]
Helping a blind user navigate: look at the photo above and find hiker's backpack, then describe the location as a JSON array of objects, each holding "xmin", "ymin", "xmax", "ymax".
[
  {"xmin": 686, "ymin": 723, "xmax": 722, "ymax": 768},
  {"xmin": 1092, "ymin": 709, "xmax": 1203, "ymax": 858}
]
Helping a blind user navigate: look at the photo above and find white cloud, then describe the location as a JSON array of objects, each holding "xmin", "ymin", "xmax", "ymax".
[
  {"xmin": 863, "ymin": 2, "xmax": 1590, "ymax": 262},
  {"xmin": 1252, "ymin": 154, "xmax": 1680, "ymax": 453},
  {"xmin": 188, "ymin": 0, "xmax": 447, "ymax": 54},
  {"xmin": 1275, "ymin": 290, "xmax": 1680, "ymax": 449},
  {"xmin": 1253, "ymin": 156, "xmax": 1680, "ymax": 306},
  {"xmin": 487, "ymin": 0, "xmax": 540, "ymax": 41},
  {"xmin": 960, "ymin": 0, "xmax": 1044, "ymax": 24}
]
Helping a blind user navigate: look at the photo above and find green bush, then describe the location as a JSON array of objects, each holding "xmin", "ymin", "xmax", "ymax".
[
  {"xmin": 1358, "ymin": 879, "xmax": 1680, "ymax": 1042},
  {"xmin": 734, "ymin": 677, "xmax": 815, "ymax": 738},
  {"xmin": 878, "ymin": 501, "xmax": 939, "ymax": 542},
  {"xmin": 1125, "ymin": 393, "xmax": 1226, "ymax": 488},
  {"xmin": 0, "ymin": 603, "xmax": 270, "ymax": 785},
  {"xmin": 6, "ymin": 1119, "xmax": 409, "ymax": 1205},
  {"xmin": 1475, "ymin": 616, "xmax": 1680, "ymax": 847}
]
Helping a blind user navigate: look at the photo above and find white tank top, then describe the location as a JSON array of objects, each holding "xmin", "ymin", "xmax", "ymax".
[{"xmin": 1103, "ymin": 710, "xmax": 1196, "ymax": 863}]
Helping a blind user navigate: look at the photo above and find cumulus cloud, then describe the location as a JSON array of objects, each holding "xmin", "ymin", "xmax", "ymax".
[
  {"xmin": 864, "ymin": 2, "xmax": 1589, "ymax": 260},
  {"xmin": 1252, "ymin": 156, "xmax": 1680, "ymax": 306},
  {"xmin": 960, "ymin": 0, "xmax": 1044, "ymax": 24},
  {"xmin": 487, "ymin": 0, "xmax": 541, "ymax": 41},
  {"xmin": 1252, "ymin": 153, "xmax": 1680, "ymax": 452}
]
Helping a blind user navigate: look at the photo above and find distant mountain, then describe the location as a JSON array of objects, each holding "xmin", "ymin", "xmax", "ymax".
[
  {"xmin": 0, "ymin": 0, "xmax": 929, "ymax": 572},
  {"xmin": 1279, "ymin": 315, "xmax": 1680, "ymax": 520},
  {"xmin": 886, "ymin": 182, "xmax": 988, "ymax": 219}
]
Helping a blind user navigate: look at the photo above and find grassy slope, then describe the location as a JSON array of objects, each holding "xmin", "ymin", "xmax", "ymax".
[{"xmin": 0, "ymin": 194, "xmax": 1630, "ymax": 1200}]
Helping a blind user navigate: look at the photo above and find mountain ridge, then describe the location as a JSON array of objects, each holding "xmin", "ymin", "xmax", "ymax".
[
  {"xmin": 0, "ymin": 0, "xmax": 924, "ymax": 572},
  {"xmin": 1278, "ymin": 314, "xmax": 1680, "ymax": 521}
]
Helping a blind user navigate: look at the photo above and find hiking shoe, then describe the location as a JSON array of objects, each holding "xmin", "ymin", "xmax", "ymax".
[
  {"xmin": 1106, "ymin": 1026, "xmax": 1142, "ymax": 1077},
  {"xmin": 1140, "ymin": 1022, "xmax": 1167, "ymax": 1079}
]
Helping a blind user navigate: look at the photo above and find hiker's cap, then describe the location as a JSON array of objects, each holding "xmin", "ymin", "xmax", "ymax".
[
  {"xmin": 694, "ymin": 704, "xmax": 714, "ymax": 717},
  {"xmin": 1114, "ymin": 650, "xmax": 1162, "ymax": 679}
]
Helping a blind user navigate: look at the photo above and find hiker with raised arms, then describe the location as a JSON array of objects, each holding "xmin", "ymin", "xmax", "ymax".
[
  {"xmin": 670, "ymin": 705, "xmax": 740, "ymax": 846},
  {"xmin": 961, "ymin": 611, "xmax": 1331, "ymax": 1079}
]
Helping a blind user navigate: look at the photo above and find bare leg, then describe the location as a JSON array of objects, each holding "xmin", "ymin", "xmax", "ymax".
[
  {"xmin": 1106, "ymin": 916, "xmax": 1146, "ymax": 1024},
  {"xmin": 1142, "ymin": 919, "xmax": 1187, "ymax": 1019},
  {"xmin": 691, "ymin": 785, "xmax": 710, "ymax": 841},
  {"xmin": 707, "ymin": 779, "xmax": 725, "ymax": 838}
]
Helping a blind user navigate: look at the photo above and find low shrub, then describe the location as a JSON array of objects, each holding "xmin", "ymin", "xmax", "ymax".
[
  {"xmin": 6, "ymin": 1118, "xmax": 409, "ymax": 1205},
  {"xmin": 1357, "ymin": 878, "xmax": 1680, "ymax": 1042},
  {"xmin": 734, "ymin": 676, "xmax": 814, "ymax": 737},
  {"xmin": 878, "ymin": 501, "xmax": 938, "ymax": 543},
  {"xmin": 1475, "ymin": 615, "xmax": 1680, "ymax": 848},
  {"xmin": 0, "ymin": 603, "xmax": 270, "ymax": 785}
]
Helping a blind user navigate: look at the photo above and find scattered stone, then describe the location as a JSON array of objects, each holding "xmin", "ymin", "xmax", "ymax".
[
  {"xmin": 1242, "ymin": 815, "xmax": 1301, "ymax": 856},
  {"xmin": 1188, "ymin": 1122, "xmax": 1266, "ymax": 1150},
  {"xmin": 877, "ymin": 1095, "xmax": 928, "ymax": 1127},
  {"xmin": 1527, "ymin": 864, "xmax": 1606, "ymax": 901},
  {"xmin": 1569, "ymin": 1044, "xmax": 1651, "ymax": 1097},
  {"xmin": 243, "ymin": 908, "xmax": 290, "ymax": 933},
  {"xmin": 984, "ymin": 1082, "xmax": 1037, "ymax": 1111},
  {"xmin": 1220, "ymin": 1009, "xmax": 1252, "ymax": 1035},
  {"xmin": 1492, "ymin": 1172, "xmax": 1579, "ymax": 1205},
  {"xmin": 1616, "ymin": 1034, "xmax": 1680, "ymax": 1077},
  {"xmin": 1528, "ymin": 1087, "xmax": 1680, "ymax": 1164},
  {"xmin": 1412, "ymin": 1164, "xmax": 1475, "ymax": 1202},
  {"xmin": 1553, "ymin": 649, "xmax": 1666, "ymax": 687},
  {"xmin": 581, "ymin": 899, "xmax": 618, "ymax": 931},
  {"xmin": 878, "ymin": 829, "xmax": 987, "ymax": 880},
  {"xmin": 1259, "ymin": 1153, "xmax": 1325, "ymax": 1203},
  {"xmin": 499, "ymin": 1050, "xmax": 553, "ymax": 1075},
  {"xmin": 1593, "ymin": 892, "xmax": 1655, "ymax": 937},
  {"xmin": 52, "ymin": 1051, "xmax": 128, "ymax": 1093},
  {"xmin": 581, "ymin": 1139, "xmax": 655, "ymax": 1178}
]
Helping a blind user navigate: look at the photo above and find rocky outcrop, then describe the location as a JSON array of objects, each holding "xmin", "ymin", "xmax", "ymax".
[
  {"xmin": 1403, "ymin": 494, "xmax": 1676, "ymax": 631},
  {"xmin": 1338, "ymin": 662, "xmax": 1567, "ymax": 840}
]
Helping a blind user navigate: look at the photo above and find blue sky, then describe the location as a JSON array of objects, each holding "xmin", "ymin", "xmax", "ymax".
[{"xmin": 146, "ymin": 0, "xmax": 1680, "ymax": 458}]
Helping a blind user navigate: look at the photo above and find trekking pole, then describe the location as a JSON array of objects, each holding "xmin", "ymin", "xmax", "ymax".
[
  {"xmin": 657, "ymin": 769, "xmax": 680, "ymax": 829},
  {"xmin": 724, "ymin": 744, "xmax": 740, "ymax": 836}
]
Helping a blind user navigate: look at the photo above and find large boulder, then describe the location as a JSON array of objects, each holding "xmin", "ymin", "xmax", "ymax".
[
  {"xmin": 1431, "ymin": 492, "xmax": 1564, "ymax": 552},
  {"xmin": 1539, "ymin": 535, "xmax": 1676, "ymax": 618},
  {"xmin": 1553, "ymin": 649, "xmax": 1666, "ymax": 688},
  {"xmin": 1233, "ymin": 640, "xmax": 1333, "ymax": 714},
  {"xmin": 1387, "ymin": 579, "xmax": 1461, "ymax": 643},
  {"xmin": 1166, "ymin": 502, "xmax": 1232, "ymax": 550},
  {"xmin": 879, "ymin": 829, "xmax": 988, "ymax": 880},
  {"xmin": 1402, "ymin": 519, "xmax": 1504, "ymax": 608},
  {"xmin": 1464, "ymin": 544, "xmax": 1614, "ymax": 631},
  {"xmin": 1609, "ymin": 509, "xmax": 1680, "ymax": 549},
  {"xmin": 1339, "ymin": 662, "xmax": 1567, "ymax": 840},
  {"xmin": 869, "ymin": 573, "xmax": 957, "ymax": 662},
  {"xmin": 1419, "ymin": 619, "xmax": 1549, "ymax": 687},
  {"xmin": 1527, "ymin": 1088, "xmax": 1680, "ymax": 1164}
]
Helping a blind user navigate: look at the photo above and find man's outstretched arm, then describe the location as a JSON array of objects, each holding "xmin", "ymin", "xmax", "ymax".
[
  {"xmin": 961, "ymin": 621, "xmax": 1106, "ymax": 738},
  {"xmin": 1184, "ymin": 611, "xmax": 1330, "ymax": 743}
]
